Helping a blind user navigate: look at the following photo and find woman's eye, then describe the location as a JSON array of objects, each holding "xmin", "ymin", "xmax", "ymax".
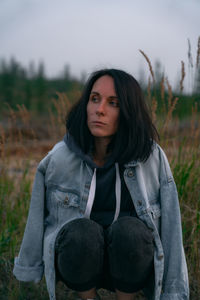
[
  {"xmin": 109, "ymin": 100, "xmax": 119, "ymax": 107},
  {"xmin": 91, "ymin": 95, "xmax": 99, "ymax": 102}
]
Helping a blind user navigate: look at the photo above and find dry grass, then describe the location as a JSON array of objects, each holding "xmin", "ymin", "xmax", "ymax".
[
  {"xmin": 0, "ymin": 49, "xmax": 200, "ymax": 299},
  {"xmin": 139, "ymin": 49, "xmax": 155, "ymax": 84},
  {"xmin": 196, "ymin": 37, "xmax": 200, "ymax": 68},
  {"xmin": 180, "ymin": 61, "xmax": 186, "ymax": 93}
]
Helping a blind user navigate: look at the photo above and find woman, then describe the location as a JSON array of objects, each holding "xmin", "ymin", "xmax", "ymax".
[{"xmin": 13, "ymin": 69, "xmax": 189, "ymax": 300}]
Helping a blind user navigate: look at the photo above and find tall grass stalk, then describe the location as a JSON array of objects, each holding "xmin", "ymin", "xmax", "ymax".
[{"xmin": 1, "ymin": 54, "xmax": 200, "ymax": 299}]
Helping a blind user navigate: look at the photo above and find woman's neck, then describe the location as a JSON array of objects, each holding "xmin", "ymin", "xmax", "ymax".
[{"xmin": 93, "ymin": 137, "xmax": 110, "ymax": 167}]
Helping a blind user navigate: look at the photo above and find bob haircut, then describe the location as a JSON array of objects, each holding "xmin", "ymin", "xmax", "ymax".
[{"xmin": 66, "ymin": 68, "xmax": 159, "ymax": 164}]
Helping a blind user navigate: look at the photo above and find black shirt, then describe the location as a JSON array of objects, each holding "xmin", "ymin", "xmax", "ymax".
[{"xmin": 64, "ymin": 133, "xmax": 137, "ymax": 228}]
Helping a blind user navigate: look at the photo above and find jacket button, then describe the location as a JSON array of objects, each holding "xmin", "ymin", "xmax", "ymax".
[
  {"xmin": 138, "ymin": 200, "xmax": 142, "ymax": 206},
  {"xmin": 158, "ymin": 255, "xmax": 164, "ymax": 260},
  {"xmin": 64, "ymin": 196, "xmax": 69, "ymax": 204},
  {"xmin": 127, "ymin": 170, "xmax": 134, "ymax": 177}
]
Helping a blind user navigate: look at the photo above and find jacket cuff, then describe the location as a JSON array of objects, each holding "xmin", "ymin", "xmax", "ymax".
[
  {"xmin": 160, "ymin": 292, "xmax": 189, "ymax": 300},
  {"xmin": 13, "ymin": 257, "xmax": 44, "ymax": 283}
]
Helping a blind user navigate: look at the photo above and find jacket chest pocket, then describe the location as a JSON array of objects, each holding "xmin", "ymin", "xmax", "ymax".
[
  {"xmin": 50, "ymin": 189, "xmax": 81, "ymax": 224},
  {"xmin": 52, "ymin": 190, "xmax": 80, "ymax": 208}
]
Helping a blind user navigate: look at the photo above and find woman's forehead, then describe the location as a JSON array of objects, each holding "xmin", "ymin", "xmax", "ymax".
[{"xmin": 91, "ymin": 75, "xmax": 116, "ymax": 95}]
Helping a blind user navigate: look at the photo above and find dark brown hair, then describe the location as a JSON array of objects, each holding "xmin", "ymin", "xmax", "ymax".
[{"xmin": 66, "ymin": 68, "xmax": 159, "ymax": 164}]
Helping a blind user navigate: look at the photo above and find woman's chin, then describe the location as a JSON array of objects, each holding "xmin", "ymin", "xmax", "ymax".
[{"xmin": 90, "ymin": 129, "xmax": 108, "ymax": 138}]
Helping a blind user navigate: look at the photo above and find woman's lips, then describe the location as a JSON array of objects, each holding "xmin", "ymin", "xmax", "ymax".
[{"xmin": 92, "ymin": 121, "xmax": 106, "ymax": 126}]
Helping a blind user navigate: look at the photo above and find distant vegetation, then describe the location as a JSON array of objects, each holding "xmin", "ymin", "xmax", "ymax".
[
  {"xmin": 0, "ymin": 39, "xmax": 200, "ymax": 299},
  {"xmin": 0, "ymin": 58, "xmax": 84, "ymax": 113},
  {"xmin": 0, "ymin": 41, "xmax": 200, "ymax": 118}
]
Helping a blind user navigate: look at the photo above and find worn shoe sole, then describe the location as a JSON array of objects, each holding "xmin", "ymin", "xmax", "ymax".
[{"xmin": 76, "ymin": 293, "xmax": 101, "ymax": 300}]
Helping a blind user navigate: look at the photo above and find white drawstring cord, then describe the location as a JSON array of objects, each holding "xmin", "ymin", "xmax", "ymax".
[
  {"xmin": 113, "ymin": 163, "xmax": 121, "ymax": 223},
  {"xmin": 84, "ymin": 168, "xmax": 97, "ymax": 219},
  {"xmin": 84, "ymin": 163, "xmax": 121, "ymax": 223}
]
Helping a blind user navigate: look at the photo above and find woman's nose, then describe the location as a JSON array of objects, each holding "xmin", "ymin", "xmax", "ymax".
[{"xmin": 96, "ymin": 100, "xmax": 106, "ymax": 115}]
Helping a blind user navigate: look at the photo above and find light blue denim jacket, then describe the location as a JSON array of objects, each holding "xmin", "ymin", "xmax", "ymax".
[{"xmin": 13, "ymin": 141, "xmax": 189, "ymax": 300}]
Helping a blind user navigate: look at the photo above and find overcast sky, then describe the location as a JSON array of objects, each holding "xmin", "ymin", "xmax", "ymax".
[{"xmin": 0, "ymin": 0, "xmax": 199, "ymax": 90}]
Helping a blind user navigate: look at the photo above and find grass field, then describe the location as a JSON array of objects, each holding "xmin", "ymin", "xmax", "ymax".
[{"xmin": 0, "ymin": 78, "xmax": 200, "ymax": 299}]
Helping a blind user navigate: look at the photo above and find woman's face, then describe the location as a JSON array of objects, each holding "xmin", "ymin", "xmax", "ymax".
[{"xmin": 87, "ymin": 75, "xmax": 120, "ymax": 140}]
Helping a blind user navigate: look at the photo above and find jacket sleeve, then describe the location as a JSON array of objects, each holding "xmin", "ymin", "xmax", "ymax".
[
  {"xmin": 158, "ymin": 147, "xmax": 189, "ymax": 299},
  {"xmin": 13, "ymin": 166, "xmax": 46, "ymax": 283}
]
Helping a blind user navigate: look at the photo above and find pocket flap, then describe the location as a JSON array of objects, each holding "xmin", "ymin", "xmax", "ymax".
[{"xmin": 52, "ymin": 190, "xmax": 80, "ymax": 208}]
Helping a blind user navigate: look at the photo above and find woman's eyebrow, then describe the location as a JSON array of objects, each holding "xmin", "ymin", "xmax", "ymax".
[
  {"xmin": 90, "ymin": 91, "xmax": 118, "ymax": 99},
  {"xmin": 109, "ymin": 96, "xmax": 118, "ymax": 99},
  {"xmin": 90, "ymin": 91, "xmax": 99, "ymax": 95}
]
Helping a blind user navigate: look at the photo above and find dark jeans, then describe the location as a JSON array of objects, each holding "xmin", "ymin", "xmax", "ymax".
[{"xmin": 55, "ymin": 216, "xmax": 154, "ymax": 293}]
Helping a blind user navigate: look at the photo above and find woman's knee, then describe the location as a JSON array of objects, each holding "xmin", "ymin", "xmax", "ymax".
[
  {"xmin": 107, "ymin": 216, "xmax": 154, "ymax": 290},
  {"xmin": 56, "ymin": 218, "xmax": 104, "ymax": 251},
  {"xmin": 108, "ymin": 216, "xmax": 154, "ymax": 250},
  {"xmin": 55, "ymin": 218, "xmax": 104, "ymax": 284}
]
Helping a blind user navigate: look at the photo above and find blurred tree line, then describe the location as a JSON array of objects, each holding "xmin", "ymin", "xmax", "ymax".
[
  {"xmin": 0, "ymin": 57, "xmax": 199, "ymax": 118},
  {"xmin": 0, "ymin": 57, "xmax": 84, "ymax": 113},
  {"xmin": 139, "ymin": 57, "xmax": 200, "ymax": 119}
]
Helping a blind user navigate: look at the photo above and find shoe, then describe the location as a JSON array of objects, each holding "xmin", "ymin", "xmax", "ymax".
[{"xmin": 77, "ymin": 293, "xmax": 101, "ymax": 300}]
